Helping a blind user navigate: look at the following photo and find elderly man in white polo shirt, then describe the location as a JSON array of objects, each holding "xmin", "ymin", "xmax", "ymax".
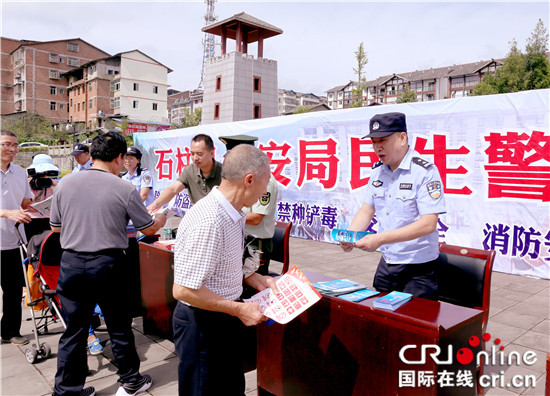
[
  {"xmin": 172, "ymin": 144, "xmax": 276, "ymax": 396},
  {"xmin": 0, "ymin": 129, "xmax": 33, "ymax": 345}
]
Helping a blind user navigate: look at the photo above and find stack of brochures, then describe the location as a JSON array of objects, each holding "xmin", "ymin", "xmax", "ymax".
[
  {"xmin": 338, "ymin": 289, "xmax": 380, "ymax": 302},
  {"xmin": 311, "ymin": 279, "xmax": 368, "ymax": 297},
  {"xmin": 373, "ymin": 291, "xmax": 413, "ymax": 311}
]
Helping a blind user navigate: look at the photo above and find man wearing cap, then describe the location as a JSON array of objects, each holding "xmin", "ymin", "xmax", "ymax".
[
  {"xmin": 70, "ymin": 143, "xmax": 92, "ymax": 173},
  {"xmin": 147, "ymin": 134, "xmax": 222, "ymax": 211},
  {"xmin": 0, "ymin": 130, "xmax": 33, "ymax": 346},
  {"xmin": 340, "ymin": 112, "xmax": 446, "ymax": 299},
  {"xmin": 219, "ymin": 134, "xmax": 280, "ymax": 276}
]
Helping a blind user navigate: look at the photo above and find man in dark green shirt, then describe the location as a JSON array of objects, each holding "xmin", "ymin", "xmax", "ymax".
[{"xmin": 147, "ymin": 134, "xmax": 222, "ymax": 210}]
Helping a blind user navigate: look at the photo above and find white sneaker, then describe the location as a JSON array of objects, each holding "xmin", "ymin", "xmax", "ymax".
[{"xmin": 115, "ymin": 374, "xmax": 152, "ymax": 396}]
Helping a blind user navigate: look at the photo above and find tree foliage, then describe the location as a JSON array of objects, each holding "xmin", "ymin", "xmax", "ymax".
[
  {"xmin": 350, "ymin": 42, "xmax": 369, "ymax": 108},
  {"xmin": 294, "ymin": 106, "xmax": 312, "ymax": 114},
  {"xmin": 396, "ymin": 85, "xmax": 418, "ymax": 103},
  {"xmin": 3, "ymin": 113, "xmax": 69, "ymax": 143},
  {"xmin": 472, "ymin": 19, "xmax": 550, "ymax": 95},
  {"xmin": 173, "ymin": 108, "xmax": 202, "ymax": 128}
]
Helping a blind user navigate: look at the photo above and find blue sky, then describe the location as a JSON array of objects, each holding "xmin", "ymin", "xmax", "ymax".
[{"xmin": 2, "ymin": 1, "xmax": 548, "ymax": 96}]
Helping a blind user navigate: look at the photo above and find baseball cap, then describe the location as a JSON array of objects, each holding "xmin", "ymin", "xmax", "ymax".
[
  {"xmin": 126, "ymin": 146, "xmax": 142, "ymax": 158},
  {"xmin": 218, "ymin": 134, "xmax": 258, "ymax": 151},
  {"xmin": 362, "ymin": 112, "xmax": 407, "ymax": 139},
  {"xmin": 70, "ymin": 143, "xmax": 89, "ymax": 156},
  {"xmin": 27, "ymin": 154, "xmax": 61, "ymax": 176}
]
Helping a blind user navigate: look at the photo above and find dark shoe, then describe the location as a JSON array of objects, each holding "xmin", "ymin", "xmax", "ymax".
[
  {"xmin": 2, "ymin": 336, "xmax": 29, "ymax": 345},
  {"xmin": 52, "ymin": 387, "xmax": 94, "ymax": 396},
  {"xmin": 116, "ymin": 374, "xmax": 152, "ymax": 396}
]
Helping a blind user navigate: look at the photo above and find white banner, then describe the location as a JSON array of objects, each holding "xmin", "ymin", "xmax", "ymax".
[{"xmin": 135, "ymin": 89, "xmax": 550, "ymax": 279}]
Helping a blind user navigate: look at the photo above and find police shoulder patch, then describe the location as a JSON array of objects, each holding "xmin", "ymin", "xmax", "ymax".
[
  {"xmin": 426, "ymin": 181, "xmax": 442, "ymax": 200},
  {"xmin": 143, "ymin": 174, "xmax": 152, "ymax": 184},
  {"xmin": 412, "ymin": 157, "xmax": 432, "ymax": 169},
  {"xmin": 372, "ymin": 161, "xmax": 383, "ymax": 169},
  {"xmin": 259, "ymin": 192, "xmax": 271, "ymax": 206}
]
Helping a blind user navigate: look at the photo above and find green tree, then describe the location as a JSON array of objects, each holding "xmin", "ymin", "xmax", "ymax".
[
  {"xmin": 350, "ymin": 42, "xmax": 368, "ymax": 108},
  {"xmin": 396, "ymin": 85, "xmax": 418, "ymax": 103},
  {"xmin": 294, "ymin": 106, "xmax": 312, "ymax": 114},
  {"xmin": 472, "ymin": 19, "xmax": 550, "ymax": 95},
  {"xmin": 173, "ymin": 108, "xmax": 202, "ymax": 128},
  {"xmin": 3, "ymin": 113, "xmax": 64, "ymax": 143}
]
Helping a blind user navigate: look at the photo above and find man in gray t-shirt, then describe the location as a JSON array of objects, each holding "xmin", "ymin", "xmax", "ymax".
[{"xmin": 50, "ymin": 131, "xmax": 167, "ymax": 396}]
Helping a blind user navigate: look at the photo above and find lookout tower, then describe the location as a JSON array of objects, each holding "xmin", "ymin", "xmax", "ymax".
[{"xmin": 200, "ymin": 12, "xmax": 283, "ymax": 124}]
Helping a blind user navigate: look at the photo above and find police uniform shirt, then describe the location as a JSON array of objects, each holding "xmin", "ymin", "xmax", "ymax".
[
  {"xmin": 71, "ymin": 158, "xmax": 93, "ymax": 174},
  {"xmin": 243, "ymin": 174, "xmax": 279, "ymax": 239},
  {"xmin": 122, "ymin": 167, "xmax": 155, "ymax": 207},
  {"xmin": 365, "ymin": 148, "xmax": 446, "ymax": 264}
]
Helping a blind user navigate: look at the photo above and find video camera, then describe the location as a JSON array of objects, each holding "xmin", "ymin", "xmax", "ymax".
[{"xmin": 27, "ymin": 168, "xmax": 58, "ymax": 190}]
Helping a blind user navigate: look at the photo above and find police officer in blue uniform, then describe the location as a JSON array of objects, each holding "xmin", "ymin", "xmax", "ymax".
[
  {"xmin": 122, "ymin": 147, "xmax": 155, "ymax": 207},
  {"xmin": 341, "ymin": 112, "xmax": 446, "ymax": 299}
]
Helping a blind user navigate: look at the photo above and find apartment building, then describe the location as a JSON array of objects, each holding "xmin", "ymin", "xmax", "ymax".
[
  {"xmin": 64, "ymin": 50, "xmax": 172, "ymax": 132},
  {"xmin": 1, "ymin": 37, "xmax": 109, "ymax": 123},
  {"xmin": 170, "ymin": 89, "xmax": 203, "ymax": 125},
  {"xmin": 278, "ymin": 89, "xmax": 328, "ymax": 115},
  {"xmin": 326, "ymin": 58, "xmax": 504, "ymax": 109}
]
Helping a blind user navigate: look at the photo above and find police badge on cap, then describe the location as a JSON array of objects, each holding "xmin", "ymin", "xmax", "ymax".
[{"xmin": 362, "ymin": 112, "xmax": 407, "ymax": 139}]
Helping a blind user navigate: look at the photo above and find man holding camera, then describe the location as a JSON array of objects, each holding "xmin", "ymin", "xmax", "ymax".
[
  {"xmin": 0, "ymin": 130, "xmax": 33, "ymax": 345},
  {"xmin": 70, "ymin": 143, "xmax": 92, "ymax": 173}
]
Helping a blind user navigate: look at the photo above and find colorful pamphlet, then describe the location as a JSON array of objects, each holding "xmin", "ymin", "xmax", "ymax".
[
  {"xmin": 243, "ymin": 266, "xmax": 321, "ymax": 324},
  {"xmin": 373, "ymin": 291, "xmax": 413, "ymax": 311},
  {"xmin": 311, "ymin": 279, "xmax": 368, "ymax": 296},
  {"xmin": 338, "ymin": 289, "xmax": 380, "ymax": 302},
  {"xmin": 28, "ymin": 195, "xmax": 53, "ymax": 217},
  {"xmin": 331, "ymin": 229, "xmax": 372, "ymax": 243}
]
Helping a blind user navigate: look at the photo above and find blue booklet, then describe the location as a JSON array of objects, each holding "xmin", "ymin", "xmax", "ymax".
[
  {"xmin": 373, "ymin": 291, "xmax": 413, "ymax": 311},
  {"xmin": 331, "ymin": 229, "xmax": 372, "ymax": 243},
  {"xmin": 338, "ymin": 289, "xmax": 380, "ymax": 302},
  {"xmin": 311, "ymin": 279, "xmax": 367, "ymax": 296}
]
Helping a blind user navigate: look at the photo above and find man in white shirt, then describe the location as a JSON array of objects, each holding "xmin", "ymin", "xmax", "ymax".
[{"xmin": 0, "ymin": 129, "xmax": 33, "ymax": 345}]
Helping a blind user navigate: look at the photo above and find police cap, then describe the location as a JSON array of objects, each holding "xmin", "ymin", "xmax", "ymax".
[{"xmin": 362, "ymin": 112, "xmax": 407, "ymax": 139}]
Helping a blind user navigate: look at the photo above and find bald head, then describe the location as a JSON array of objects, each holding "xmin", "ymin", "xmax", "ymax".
[{"xmin": 222, "ymin": 144, "xmax": 270, "ymax": 183}]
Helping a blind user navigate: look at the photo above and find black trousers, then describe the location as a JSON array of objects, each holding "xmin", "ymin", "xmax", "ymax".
[
  {"xmin": 373, "ymin": 257, "xmax": 439, "ymax": 300},
  {"xmin": 173, "ymin": 302, "xmax": 245, "ymax": 396},
  {"xmin": 0, "ymin": 248, "xmax": 26, "ymax": 340},
  {"xmin": 54, "ymin": 249, "xmax": 140, "ymax": 395}
]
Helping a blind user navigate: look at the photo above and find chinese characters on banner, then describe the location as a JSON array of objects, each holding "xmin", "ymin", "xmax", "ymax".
[{"xmin": 135, "ymin": 89, "xmax": 549, "ymax": 279}]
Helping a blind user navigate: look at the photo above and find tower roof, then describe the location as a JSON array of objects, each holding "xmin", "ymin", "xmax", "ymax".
[{"xmin": 202, "ymin": 11, "xmax": 283, "ymax": 42}]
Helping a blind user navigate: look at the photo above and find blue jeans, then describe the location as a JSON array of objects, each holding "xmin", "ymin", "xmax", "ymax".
[{"xmin": 173, "ymin": 302, "xmax": 245, "ymax": 396}]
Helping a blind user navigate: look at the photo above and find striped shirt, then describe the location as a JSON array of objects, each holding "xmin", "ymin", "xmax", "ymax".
[{"xmin": 174, "ymin": 187, "xmax": 246, "ymax": 303}]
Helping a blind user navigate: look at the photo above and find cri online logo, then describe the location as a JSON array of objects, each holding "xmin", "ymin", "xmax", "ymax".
[{"xmin": 400, "ymin": 333, "xmax": 504, "ymax": 365}]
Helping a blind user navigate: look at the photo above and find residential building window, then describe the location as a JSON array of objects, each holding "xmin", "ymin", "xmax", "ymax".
[
  {"xmin": 60, "ymin": 88, "xmax": 65, "ymax": 95},
  {"xmin": 110, "ymin": 81, "xmax": 120, "ymax": 91},
  {"xmin": 77, "ymin": 87, "xmax": 80, "ymax": 95},
  {"xmin": 89, "ymin": 82, "xmax": 93, "ymax": 91},
  {"xmin": 49, "ymin": 53, "xmax": 59, "ymax": 63},
  {"xmin": 82, "ymin": 101, "xmax": 85, "ymax": 109},
  {"xmin": 253, "ymin": 104, "xmax": 261, "ymax": 119},
  {"xmin": 153, "ymin": 86, "xmax": 159, "ymax": 94},
  {"xmin": 70, "ymin": 99, "xmax": 73, "ymax": 106},
  {"xmin": 67, "ymin": 57, "xmax": 80, "ymax": 67},
  {"xmin": 110, "ymin": 97, "xmax": 120, "ymax": 109},
  {"xmin": 59, "ymin": 57, "xmax": 64, "ymax": 63},
  {"xmin": 133, "ymin": 83, "xmax": 139, "ymax": 91},
  {"xmin": 216, "ymin": 76, "xmax": 221, "ymax": 91},
  {"xmin": 67, "ymin": 42, "xmax": 80, "ymax": 52},
  {"xmin": 465, "ymin": 75, "xmax": 478, "ymax": 87},
  {"xmin": 60, "ymin": 104, "xmax": 64, "ymax": 109},
  {"xmin": 133, "ymin": 100, "xmax": 138, "ymax": 109},
  {"xmin": 77, "ymin": 103, "xmax": 80, "ymax": 111},
  {"xmin": 89, "ymin": 99, "xmax": 93, "ymax": 109},
  {"xmin": 152, "ymin": 103, "xmax": 158, "ymax": 111},
  {"xmin": 108, "ymin": 69, "xmax": 113, "ymax": 75},
  {"xmin": 253, "ymin": 76, "xmax": 261, "ymax": 93},
  {"xmin": 49, "ymin": 70, "xmax": 59, "ymax": 79},
  {"xmin": 50, "ymin": 86, "xmax": 57, "ymax": 95},
  {"xmin": 50, "ymin": 102, "xmax": 56, "ymax": 111},
  {"xmin": 214, "ymin": 103, "xmax": 220, "ymax": 119}
]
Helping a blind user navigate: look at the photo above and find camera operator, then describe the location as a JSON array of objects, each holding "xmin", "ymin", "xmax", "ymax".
[{"xmin": 25, "ymin": 154, "xmax": 60, "ymax": 238}]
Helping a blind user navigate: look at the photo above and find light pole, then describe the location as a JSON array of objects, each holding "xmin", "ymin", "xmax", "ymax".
[{"xmin": 65, "ymin": 122, "xmax": 76, "ymax": 169}]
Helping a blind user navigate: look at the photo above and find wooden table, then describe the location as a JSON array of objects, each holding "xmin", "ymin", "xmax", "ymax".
[{"xmin": 256, "ymin": 272, "xmax": 483, "ymax": 396}]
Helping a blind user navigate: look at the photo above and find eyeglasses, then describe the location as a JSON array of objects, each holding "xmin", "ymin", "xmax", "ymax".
[{"xmin": 0, "ymin": 143, "xmax": 19, "ymax": 149}]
